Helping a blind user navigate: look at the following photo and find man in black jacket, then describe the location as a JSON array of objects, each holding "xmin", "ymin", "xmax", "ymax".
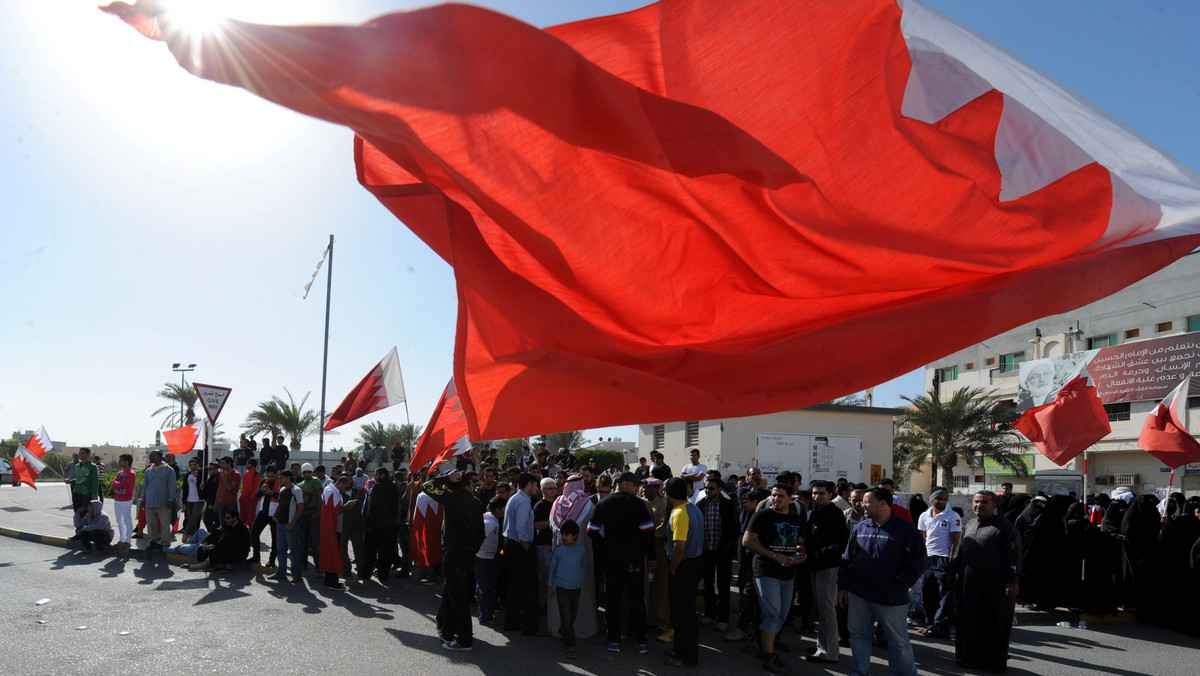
[
  {"xmin": 805, "ymin": 480, "xmax": 850, "ymax": 664},
  {"xmin": 697, "ymin": 476, "xmax": 738, "ymax": 631},
  {"xmin": 423, "ymin": 470, "xmax": 485, "ymax": 651},
  {"xmin": 190, "ymin": 511, "xmax": 252, "ymax": 572},
  {"xmin": 587, "ymin": 471, "xmax": 657, "ymax": 653}
]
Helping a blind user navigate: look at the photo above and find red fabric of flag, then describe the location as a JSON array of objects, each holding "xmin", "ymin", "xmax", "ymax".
[
  {"xmin": 409, "ymin": 379, "xmax": 471, "ymax": 472},
  {"xmin": 12, "ymin": 446, "xmax": 47, "ymax": 490},
  {"xmin": 324, "ymin": 347, "xmax": 406, "ymax": 431},
  {"xmin": 106, "ymin": 0, "xmax": 1200, "ymax": 439},
  {"xmin": 163, "ymin": 421, "xmax": 203, "ymax": 455},
  {"xmin": 1138, "ymin": 377, "xmax": 1200, "ymax": 469},
  {"xmin": 1014, "ymin": 374, "xmax": 1111, "ymax": 466}
]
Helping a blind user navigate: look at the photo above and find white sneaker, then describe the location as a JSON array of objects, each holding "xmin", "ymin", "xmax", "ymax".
[
  {"xmin": 725, "ymin": 627, "xmax": 749, "ymax": 641},
  {"xmin": 716, "ymin": 622, "xmax": 729, "ymax": 632}
]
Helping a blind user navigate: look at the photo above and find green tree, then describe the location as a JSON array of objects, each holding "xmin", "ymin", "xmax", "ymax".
[
  {"xmin": 0, "ymin": 438, "xmax": 18, "ymax": 459},
  {"xmin": 151, "ymin": 382, "xmax": 199, "ymax": 429},
  {"xmin": 892, "ymin": 387, "xmax": 1028, "ymax": 491},
  {"xmin": 356, "ymin": 421, "xmax": 423, "ymax": 454},
  {"xmin": 241, "ymin": 388, "xmax": 323, "ymax": 451},
  {"xmin": 537, "ymin": 431, "xmax": 587, "ymax": 454}
]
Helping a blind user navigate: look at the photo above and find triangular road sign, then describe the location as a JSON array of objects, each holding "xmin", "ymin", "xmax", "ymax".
[{"xmin": 193, "ymin": 382, "xmax": 232, "ymax": 425}]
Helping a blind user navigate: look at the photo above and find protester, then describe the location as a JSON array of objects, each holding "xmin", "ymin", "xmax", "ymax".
[
  {"xmin": 838, "ymin": 487, "xmax": 926, "ymax": 676},
  {"xmin": 76, "ymin": 499, "xmax": 114, "ymax": 553},
  {"xmin": 476, "ymin": 496, "xmax": 505, "ymax": 626},
  {"xmin": 587, "ymin": 471, "xmax": 655, "ymax": 653},
  {"xmin": 744, "ymin": 484, "xmax": 806, "ymax": 675},
  {"xmin": 549, "ymin": 475, "xmax": 600, "ymax": 640},
  {"xmin": 548, "ymin": 519, "xmax": 588, "ymax": 659},
  {"xmin": 363, "ymin": 467, "xmax": 401, "ymax": 584},
  {"xmin": 503, "ymin": 473, "xmax": 540, "ymax": 636},
  {"xmin": 697, "ymin": 475, "xmax": 737, "ymax": 632},
  {"xmin": 110, "ymin": 454, "xmax": 136, "ymax": 550},
  {"xmin": 239, "ymin": 458, "xmax": 262, "ymax": 529},
  {"xmin": 917, "ymin": 487, "xmax": 961, "ymax": 640},
  {"xmin": 270, "ymin": 469, "xmax": 305, "ymax": 584},
  {"xmin": 188, "ymin": 511, "xmax": 252, "ymax": 572},
  {"xmin": 423, "ymin": 469, "xmax": 485, "ymax": 652},
  {"xmin": 142, "ymin": 450, "xmax": 176, "ymax": 551},
  {"xmin": 251, "ymin": 466, "xmax": 279, "ymax": 567},
  {"xmin": 664, "ymin": 477, "xmax": 704, "ymax": 668},
  {"xmin": 534, "ymin": 477, "xmax": 558, "ymax": 612},
  {"xmin": 216, "ymin": 456, "xmax": 241, "ymax": 524},
  {"xmin": 951, "ymin": 491, "xmax": 1020, "ymax": 673},
  {"xmin": 644, "ymin": 477, "xmax": 672, "ymax": 633},
  {"xmin": 319, "ymin": 476, "xmax": 348, "ymax": 588},
  {"xmin": 805, "ymin": 479, "xmax": 849, "ymax": 664}
]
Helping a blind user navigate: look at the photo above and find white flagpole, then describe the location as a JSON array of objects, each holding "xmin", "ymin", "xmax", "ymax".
[{"xmin": 317, "ymin": 234, "xmax": 334, "ymax": 468}]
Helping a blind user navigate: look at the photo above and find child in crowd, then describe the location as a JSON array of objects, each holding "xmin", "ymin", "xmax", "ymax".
[{"xmin": 547, "ymin": 519, "xmax": 587, "ymax": 659}]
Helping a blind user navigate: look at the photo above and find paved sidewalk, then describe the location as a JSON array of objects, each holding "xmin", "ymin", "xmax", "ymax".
[{"xmin": 2, "ymin": 482, "xmax": 191, "ymax": 565}]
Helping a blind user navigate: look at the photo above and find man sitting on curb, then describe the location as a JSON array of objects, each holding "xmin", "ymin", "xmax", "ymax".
[
  {"xmin": 186, "ymin": 511, "xmax": 252, "ymax": 572},
  {"xmin": 76, "ymin": 499, "xmax": 114, "ymax": 553}
]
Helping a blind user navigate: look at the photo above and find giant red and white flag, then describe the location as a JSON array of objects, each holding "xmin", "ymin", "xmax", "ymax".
[
  {"xmin": 408, "ymin": 379, "xmax": 471, "ymax": 472},
  {"xmin": 163, "ymin": 421, "xmax": 204, "ymax": 455},
  {"xmin": 1138, "ymin": 376, "xmax": 1200, "ymax": 469},
  {"xmin": 105, "ymin": 0, "xmax": 1200, "ymax": 439},
  {"xmin": 410, "ymin": 491, "xmax": 444, "ymax": 568},
  {"xmin": 324, "ymin": 347, "xmax": 407, "ymax": 431},
  {"xmin": 1014, "ymin": 370, "xmax": 1111, "ymax": 466}
]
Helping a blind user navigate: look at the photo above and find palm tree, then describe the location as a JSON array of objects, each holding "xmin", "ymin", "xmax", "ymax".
[
  {"xmin": 152, "ymin": 382, "xmax": 199, "ymax": 429},
  {"xmin": 356, "ymin": 421, "xmax": 423, "ymax": 453},
  {"xmin": 892, "ymin": 387, "xmax": 1028, "ymax": 491},
  {"xmin": 241, "ymin": 389, "xmax": 322, "ymax": 451},
  {"xmin": 537, "ymin": 431, "xmax": 587, "ymax": 453}
]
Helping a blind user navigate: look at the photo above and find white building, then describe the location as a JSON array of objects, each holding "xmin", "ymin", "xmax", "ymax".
[
  {"xmin": 639, "ymin": 404, "xmax": 900, "ymax": 486},
  {"xmin": 921, "ymin": 254, "xmax": 1200, "ymax": 497}
]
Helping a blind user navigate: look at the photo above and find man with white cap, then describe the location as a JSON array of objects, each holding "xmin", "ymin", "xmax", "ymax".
[
  {"xmin": 917, "ymin": 487, "xmax": 961, "ymax": 639},
  {"xmin": 297, "ymin": 462, "xmax": 324, "ymax": 570}
]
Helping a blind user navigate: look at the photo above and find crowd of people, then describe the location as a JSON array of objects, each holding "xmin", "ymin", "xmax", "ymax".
[{"xmin": 57, "ymin": 439, "xmax": 1200, "ymax": 674}]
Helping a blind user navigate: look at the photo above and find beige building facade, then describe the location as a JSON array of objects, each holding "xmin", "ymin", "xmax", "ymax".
[
  {"xmin": 923, "ymin": 254, "xmax": 1200, "ymax": 497},
  {"xmin": 639, "ymin": 404, "xmax": 900, "ymax": 486}
]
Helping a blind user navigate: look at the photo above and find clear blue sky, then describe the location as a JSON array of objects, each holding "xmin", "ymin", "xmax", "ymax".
[{"xmin": 4, "ymin": 1, "xmax": 1200, "ymax": 449}]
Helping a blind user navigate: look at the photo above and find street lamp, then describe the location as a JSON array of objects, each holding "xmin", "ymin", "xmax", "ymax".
[{"xmin": 172, "ymin": 362, "xmax": 196, "ymax": 426}]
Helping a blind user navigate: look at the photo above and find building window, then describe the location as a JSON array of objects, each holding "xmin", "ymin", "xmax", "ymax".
[
  {"xmin": 653, "ymin": 425, "xmax": 665, "ymax": 451},
  {"xmin": 685, "ymin": 421, "xmax": 700, "ymax": 447},
  {"xmin": 986, "ymin": 357, "xmax": 996, "ymax": 366},
  {"xmin": 952, "ymin": 476, "xmax": 970, "ymax": 489},
  {"xmin": 1088, "ymin": 333, "xmax": 1117, "ymax": 349},
  {"xmin": 938, "ymin": 366, "xmax": 958, "ymax": 382},
  {"xmin": 1189, "ymin": 315, "xmax": 1200, "ymax": 333},
  {"xmin": 1104, "ymin": 402, "xmax": 1130, "ymax": 422},
  {"xmin": 1156, "ymin": 321, "xmax": 1173, "ymax": 333},
  {"xmin": 999, "ymin": 351, "xmax": 1025, "ymax": 373},
  {"xmin": 1125, "ymin": 328, "xmax": 1140, "ymax": 340},
  {"xmin": 965, "ymin": 362, "xmax": 975, "ymax": 370}
]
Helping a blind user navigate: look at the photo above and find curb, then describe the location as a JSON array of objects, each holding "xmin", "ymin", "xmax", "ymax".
[{"xmin": 2, "ymin": 525, "xmax": 212, "ymax": 567}]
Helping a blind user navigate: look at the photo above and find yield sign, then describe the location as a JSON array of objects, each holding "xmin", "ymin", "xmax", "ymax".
[{"xmin": 193, "ymin": 382, "xmax": 232, "ymax": 424}]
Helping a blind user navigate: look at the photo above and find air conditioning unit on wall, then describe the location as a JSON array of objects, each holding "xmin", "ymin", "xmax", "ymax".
[{"xmin": 1094, "ymin": 475, "xmax": 1114, "ymax": 486}]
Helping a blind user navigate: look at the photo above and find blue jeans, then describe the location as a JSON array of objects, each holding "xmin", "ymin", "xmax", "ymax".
[
  {"xmin": 275, "ymin": 522, "xmax": 300, "ymax": 578},
  {"xmin": 754, "ymin": 575, "xmax": 795, "ymax": 635},
  {"xmin": 847, "ymin": 592, "xmax": 917, "ymax": 676},
  {"xmin": 476, "ymin": 557, "xmax": 499, "ymax": 622}
]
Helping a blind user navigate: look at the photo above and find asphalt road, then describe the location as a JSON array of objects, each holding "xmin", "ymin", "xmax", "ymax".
[{"xmin": 1, "ymin": 536, "xmax": 1196, "ymax": 675}]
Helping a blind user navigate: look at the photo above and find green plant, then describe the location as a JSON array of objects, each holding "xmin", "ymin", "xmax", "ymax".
[{"xmin": 579, "ymin": 449, "xmax": 627, "ymax": 472}]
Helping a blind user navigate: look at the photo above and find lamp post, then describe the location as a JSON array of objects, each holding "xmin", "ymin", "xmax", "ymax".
[{"xmin": 172, "ymin": 362, "xmax": 196, "ymax": 426}]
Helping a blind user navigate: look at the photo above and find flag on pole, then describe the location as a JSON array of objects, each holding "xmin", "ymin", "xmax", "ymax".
[
  {"xmin": 408, "ymin": 378, "xmax": 470, "ymax": 472},
  {"xmin": 303, "ymin": 241, "xmax": 330, "ymax": 300},
  {"xmin": 105, "ymin": 0, "xmax": 1200, "ymax": 440},
  {"xmin": 23, "ymin": 426, "xmax": 53, "ymax": 459},
  {"xmin": 323, "ymin": 347, "xmax": 407, "ymax": 431},
  {"xmin": 1138, "ymin": 376, "xmax": 1200, "ymax": 469},
  {"xmin": 163, "ymin": 421, "xmax": 204, "ymax": 455},
  {"xmin": 12, "ymin": 445, "xmax": 48, "ymax": 489},
  {"xmin": 1014, "ymin": 370, "xmax": 1111, "ymax": 466}
]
